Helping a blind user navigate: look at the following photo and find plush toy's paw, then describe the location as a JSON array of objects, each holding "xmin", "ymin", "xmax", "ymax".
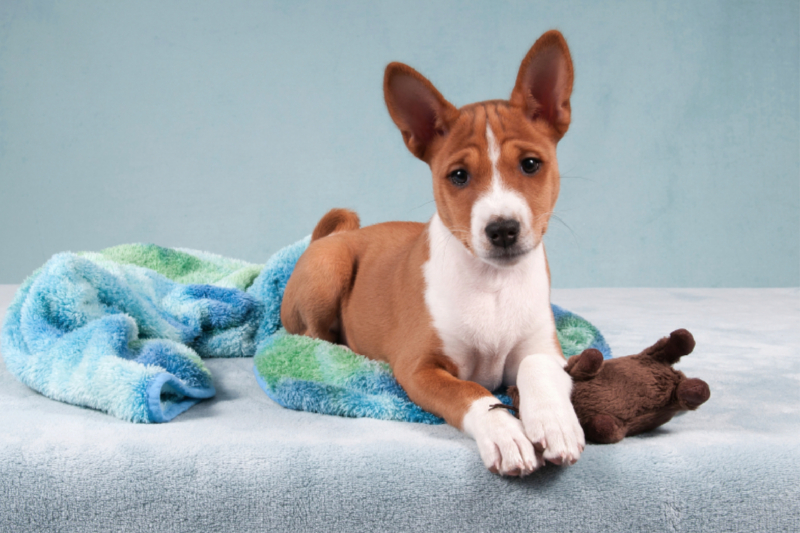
[
  {"xmin": 676, "ymin": 378, "xmax": 711, "ymax": 409},
  {"xmin": 521, "ymin": 399, "xmax": 585, "ymax": 466},
  {"xmin": 583, "ymin": 414, "xmax": 626, "ymax": 444},
  {"xmin": 462, "ymin": 397, "xmax": 543, "ymax": 476}
]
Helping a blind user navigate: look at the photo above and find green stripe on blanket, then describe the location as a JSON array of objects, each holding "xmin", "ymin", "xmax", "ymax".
[{"xmin": 79, "ymin": 244, "xmax": 263, "ymax": 289}]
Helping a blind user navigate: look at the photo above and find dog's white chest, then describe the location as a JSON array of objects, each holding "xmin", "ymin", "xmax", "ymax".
[{"xmin": 423, "ymin": 215, "xmax": 553, "ymax": 391}]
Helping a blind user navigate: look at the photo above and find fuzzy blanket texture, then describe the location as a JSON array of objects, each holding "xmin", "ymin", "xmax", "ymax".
[{"xmin": 1, "ymin": 238, "xmax": 610, "ymax": 423}]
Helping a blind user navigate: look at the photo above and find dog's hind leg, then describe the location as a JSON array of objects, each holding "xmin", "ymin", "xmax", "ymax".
[{"xmin": 280, "ymin": 235, "xmax": 357, "ymax": 345}]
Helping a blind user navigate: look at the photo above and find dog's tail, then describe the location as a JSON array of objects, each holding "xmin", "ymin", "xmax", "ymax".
[{"xmin": 311, "ymin": 208, "xmax": 361, "ymax": 241}]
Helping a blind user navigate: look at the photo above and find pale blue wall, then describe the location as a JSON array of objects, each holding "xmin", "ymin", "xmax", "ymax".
[{"xmin": 1, "ymin": 0, "xmax": 797, "ymax": 286}]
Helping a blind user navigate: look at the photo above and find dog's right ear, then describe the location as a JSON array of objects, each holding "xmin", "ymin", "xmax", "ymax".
[
  {"xmin": 384, "ymin": 63, "xmax": 458, "ymax": 161},
  {"xmin": 510, "ymin": 30, "xmax": 574, "ymax": 139}
]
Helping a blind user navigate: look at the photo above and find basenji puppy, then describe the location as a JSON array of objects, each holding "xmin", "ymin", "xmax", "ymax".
[{"xmin": 281, "ymin": 30, "xmax": 582, "ymax": 476}]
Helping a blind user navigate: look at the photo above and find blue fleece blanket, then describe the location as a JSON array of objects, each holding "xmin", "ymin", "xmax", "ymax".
[{"xmin": 1, "ymin": 238, "xmax": 610, "ymax": 423}]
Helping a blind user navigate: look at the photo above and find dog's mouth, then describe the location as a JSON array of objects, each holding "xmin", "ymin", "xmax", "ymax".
[{"xmin": 481, "ymin": 246, "xmax": 532, "ymax": 267}]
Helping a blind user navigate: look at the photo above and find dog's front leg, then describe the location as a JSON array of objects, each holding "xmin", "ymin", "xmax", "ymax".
[
  {"xmin": 461, "ymin": 394, "xmax": 545, "ymax": 475},
  {"xmin": 516, "ymin": 353, "xmax": 585, "ymax": 465},
  {"xmin": 394, "ymin": 355, "xmax": 542, "ymax": 476}
]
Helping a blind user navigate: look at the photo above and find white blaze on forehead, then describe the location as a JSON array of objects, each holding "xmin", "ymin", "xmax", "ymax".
[
  {"xmin": 486, "ymin": 123, "xmax": 502, "ymax": 169},
  {"xmin": 469, "ymin": 124, "xmax": 534, "ymax": 255}
]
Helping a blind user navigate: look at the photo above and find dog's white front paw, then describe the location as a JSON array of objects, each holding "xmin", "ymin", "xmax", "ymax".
[
  {"xmin": 521, "ymin": 399, "xmax": 584, "ymax": 465},
  {"xmin": 462, "ymin": 396, "xmax": 543, "ymax": 476},
  {"xmin": 517, "ymin": 353, "xmax": 585, "ymax": 466}
]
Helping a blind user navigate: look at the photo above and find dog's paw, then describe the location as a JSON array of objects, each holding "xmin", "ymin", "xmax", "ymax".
[
  {"xmin": 521, "ymin": 399, "xmax": 585, "ymax": 466},
  {"xmin": 462, "ymin": 397, "xmax": 543, "ymax": 476},
  {"xmin": 516, "ymin": 353, "xmax": 585, "ymax": 466}
]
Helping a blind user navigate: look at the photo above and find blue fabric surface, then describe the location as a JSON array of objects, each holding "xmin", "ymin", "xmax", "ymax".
[
  {"xmin": 1, "ymin": 287, "xmax": 797, "ymax": 532},
  {"xmin": 1, "ymin": 236, "xmax": 609, "ymax": 424},
  {"xmin": 253, "ymin": 322, "xmax": 609, "ymax": 425},
  {"xmin": 252, "ymin": 330, "xmax": 454, "ymax": 425},
  {"xmin": 0, "ymin": 251, "xmax": 262, "ymax": 422},
  {"xmin": 248, "ymin": 236, "xmax": 311, "ymax": 347}
]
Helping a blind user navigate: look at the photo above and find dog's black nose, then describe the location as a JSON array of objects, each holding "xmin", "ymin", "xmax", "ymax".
[{"xmin": 485, "ymin": 219, "xmax": 520, "ymax": 248}]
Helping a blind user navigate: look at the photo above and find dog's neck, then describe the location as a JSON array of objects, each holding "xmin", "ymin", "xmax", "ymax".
[
  {"xmin": 427, "ymin": 212, "xmax": 545, "ymax": 291},
  {"xmin": 423, "ymin": 211, "xmax": 554, "ymax": 391}
]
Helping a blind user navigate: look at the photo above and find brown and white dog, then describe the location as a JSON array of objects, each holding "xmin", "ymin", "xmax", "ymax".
[{"xmin": 281, "ymin": 30, "xmax": 582, "ymax": 476}]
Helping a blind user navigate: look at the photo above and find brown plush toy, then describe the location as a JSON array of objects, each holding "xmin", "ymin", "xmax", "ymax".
[{"xmin": 508, "ymin": 329, "xmax": 711, "ymax": 444}]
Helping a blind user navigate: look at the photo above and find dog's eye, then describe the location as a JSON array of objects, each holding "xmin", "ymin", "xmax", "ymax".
[
  {"xmin": 520, "ymin": 158, "xmax": 542, "ymax": 175},
  {"xmin": 448, "ymin": 169, "xmax": 470, "ymax": 187}
]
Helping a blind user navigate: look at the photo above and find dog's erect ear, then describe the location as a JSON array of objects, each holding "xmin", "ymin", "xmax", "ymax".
[
  {"xmin": 384, "ymin": 62, "xmax": 458, "ymax": 161},
  {"xmin": 510, "ymin": 30, "xmax": 574, "ymax": 139}
]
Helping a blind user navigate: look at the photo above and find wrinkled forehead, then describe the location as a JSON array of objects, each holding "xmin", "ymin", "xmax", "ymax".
[{"xmin": 439, "ymin": 102, "xmax": 557, "ymax": 165}]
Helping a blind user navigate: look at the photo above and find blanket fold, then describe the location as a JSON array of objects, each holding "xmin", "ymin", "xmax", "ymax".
[
  {"xmin": 1, "ymin": 238, "xmax": 610, "ymax": 424},
  {"xmin": 2, "ymin": 245, "xmax": 265, "ymax": 422}
]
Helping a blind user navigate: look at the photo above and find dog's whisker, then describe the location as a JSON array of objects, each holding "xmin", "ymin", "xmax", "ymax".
[
  {"xmin": 549, "ymin": 213, "xmax": 581, "ymax": 246},
  {"xmin": 409, "ymin": 199, "xmax": 436, "ymax": 213}
]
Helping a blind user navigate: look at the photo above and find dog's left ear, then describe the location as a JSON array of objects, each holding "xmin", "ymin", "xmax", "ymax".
[
  {"xmin": 510, "ymin": 30, "xmax": 574, "ymax": 139},
  {"xmin": 384, "ymin": 62, "xmax": 459, "ymax": 162}
]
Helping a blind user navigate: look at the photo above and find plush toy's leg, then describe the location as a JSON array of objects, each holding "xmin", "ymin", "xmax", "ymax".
[{"xmin": 643, "ymin": 329, "xmax": 696, "ymax": 364}]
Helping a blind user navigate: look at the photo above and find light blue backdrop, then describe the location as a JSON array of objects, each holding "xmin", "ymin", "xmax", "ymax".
[{"xmin": 1, "ymin": 0, "xmax": 797, "ymax": 286}]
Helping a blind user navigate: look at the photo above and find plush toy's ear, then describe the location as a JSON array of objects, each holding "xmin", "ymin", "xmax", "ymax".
[
  {"xmin": 384, "ymin": 62, "xmax": 459, "ymax": 161},
  {"xmin": 676, "ymin": 378, "xmax": 711, "ymax": 410},
  {"xmin": 510, "ymin": 30, "xmax": 574, "ymax": 139},
  {"xmin": 643, "ymin": 329, "xmax": 696, "ymax": 365},
  {"xmin": 565, "ymin": 348, "xmax": 604, "ymax": 381},
  {"xmin": 583, "ymin": 414, "xmax": 625, "ymax": 444}
]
